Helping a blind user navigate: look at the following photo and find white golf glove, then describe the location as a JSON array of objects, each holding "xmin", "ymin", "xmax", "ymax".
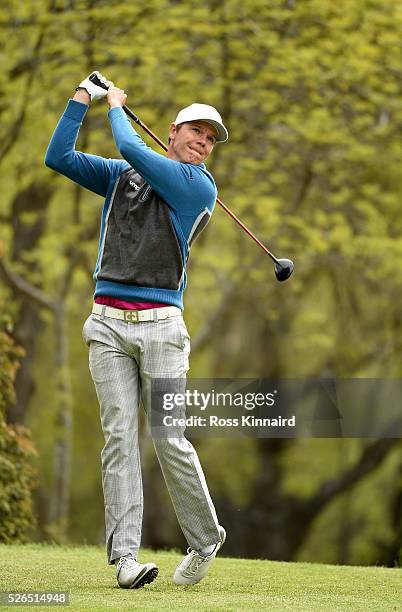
[{"xmin": 76, "ymin": 71, "xmax": 109, "ymax": 100}]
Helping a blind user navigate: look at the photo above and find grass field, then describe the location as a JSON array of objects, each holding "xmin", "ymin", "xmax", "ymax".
[{"xmin": 0, "ymin": 544, "xmax": 400, "ymax": 611}]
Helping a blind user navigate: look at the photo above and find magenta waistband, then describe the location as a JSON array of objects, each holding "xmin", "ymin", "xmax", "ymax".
[{"xmin": 94, "ymin": 296, "xmax": 169, "ymax": 311}]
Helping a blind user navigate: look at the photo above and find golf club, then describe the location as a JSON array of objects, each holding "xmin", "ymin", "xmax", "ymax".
[{"xmin": 88, "ymin": 72, "xmax": 294, "ymax": 282}]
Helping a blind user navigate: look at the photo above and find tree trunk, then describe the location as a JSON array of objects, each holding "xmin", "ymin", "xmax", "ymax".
[{"xmin": 46, "ymin": 304, "xmax": 73, "ymax": 541}]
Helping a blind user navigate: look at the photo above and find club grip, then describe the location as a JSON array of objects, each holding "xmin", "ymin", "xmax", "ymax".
[
  {"xmin": 89, "ymin": 72, "xmax": 109, "ymax": 91},
  {"xmin": 87, "ymin": 73, "xmax": 149, "ymax": 135}
]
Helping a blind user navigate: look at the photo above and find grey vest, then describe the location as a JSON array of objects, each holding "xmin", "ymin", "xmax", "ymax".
[{"xmin": 97, "ymin": 168, "xmax": 184, "ymax": 290}]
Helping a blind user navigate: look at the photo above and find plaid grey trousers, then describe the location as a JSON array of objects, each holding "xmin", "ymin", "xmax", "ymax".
[{"xmin": 82, "ymin": 312, "xmax": 221, "ymax": 564}]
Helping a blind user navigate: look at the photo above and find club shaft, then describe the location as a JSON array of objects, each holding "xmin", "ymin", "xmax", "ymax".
[
  {"xmin": 89, "ymin": 73, "xmax": 278, "ymax": 262},
  {"xmin": 121, "ymin": 104, "xmax": 278, "ymax": 264},
  {"xmin": 214, "ymin": 196, "xmax": 278, "ymax": 262},
  {"xmin": 123, "ymin": 105, "xmax": 168, "ymax": 152}
]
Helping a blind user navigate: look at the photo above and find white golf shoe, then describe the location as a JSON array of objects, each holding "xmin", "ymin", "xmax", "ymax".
[
  {"xmin": 116, "ymin": 555, "xmax": 158, "ymax": 589},
  {"xmin": 173, "ymin": 526, "xmax": 226, "ymax": 585}
]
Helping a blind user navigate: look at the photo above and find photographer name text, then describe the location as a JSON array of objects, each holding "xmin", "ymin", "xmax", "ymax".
[{"xmin": 162, "ymin": 415, "xmax": 295, "ymax": 428}]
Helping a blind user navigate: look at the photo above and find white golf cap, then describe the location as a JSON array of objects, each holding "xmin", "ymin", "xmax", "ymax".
[{"xmin": 174, "ymin": 103, "xmax": 228, "ymax": 142}]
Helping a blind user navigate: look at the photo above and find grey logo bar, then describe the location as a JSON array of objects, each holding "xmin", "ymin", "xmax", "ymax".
[{"xmin": 150, "ymin": 378, "xmax": 402, "ymax": 438}]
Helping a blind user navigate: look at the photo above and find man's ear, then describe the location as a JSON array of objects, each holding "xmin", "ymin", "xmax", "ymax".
[{"xmin": 168, "ymin": 123, "xmax": 177, "ymax": 142}]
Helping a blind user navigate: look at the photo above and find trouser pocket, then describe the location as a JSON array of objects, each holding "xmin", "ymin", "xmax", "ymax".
[{"xmin": 82, "ymin": 315, "xmax": 93, "ymax": 345}]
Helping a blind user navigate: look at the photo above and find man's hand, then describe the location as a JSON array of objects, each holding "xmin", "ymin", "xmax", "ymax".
[
  {"xmin": 107, "ymin": 85, "xmax": 127, "ymax": 109},
  {"xmin": 76, "ymin": 71, "xmax": 109, "ymax": 101}
]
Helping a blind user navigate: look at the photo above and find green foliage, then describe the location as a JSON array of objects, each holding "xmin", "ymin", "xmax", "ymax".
[
  {"xmin": 0, "ymin": 311, "xmax": 22, "ymax": 413},
  {"xmin": 0, "ymin": 420, "xmax": 37, "ymax": 543},
  {"xmin": 0, "ymin": 301, "xmax": 36, "ymax": 543}
]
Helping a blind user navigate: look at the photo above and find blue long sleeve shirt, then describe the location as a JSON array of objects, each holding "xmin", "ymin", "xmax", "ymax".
[{"xmin": 45, "ymin": 100, "xmax": 217, "ymax": 309}]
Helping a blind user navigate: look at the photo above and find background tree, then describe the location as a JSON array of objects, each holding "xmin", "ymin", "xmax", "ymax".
[{"xmin": 0, "ymin": 0, "xmax": 401, "ymax": 564}]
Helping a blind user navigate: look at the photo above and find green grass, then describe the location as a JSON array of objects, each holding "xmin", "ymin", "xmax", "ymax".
[{"xmin": 0, "ymin": 545, "xmax": 400, "ymax": 611}]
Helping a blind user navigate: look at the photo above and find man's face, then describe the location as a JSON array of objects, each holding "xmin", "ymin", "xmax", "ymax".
[{"xmin": 167, "ymin": 120, "xmax": 217, "ymax": 165}]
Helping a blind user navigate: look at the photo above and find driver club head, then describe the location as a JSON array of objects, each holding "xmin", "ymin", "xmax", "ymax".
[{"xmin": 274, "ymin": 258, "xmax": 294, "ymax": 282}]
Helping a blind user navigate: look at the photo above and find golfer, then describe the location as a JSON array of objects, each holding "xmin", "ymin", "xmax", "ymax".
[{"xmin": 45, "ymin": 72, "xmax": 228, "ymax": 589}]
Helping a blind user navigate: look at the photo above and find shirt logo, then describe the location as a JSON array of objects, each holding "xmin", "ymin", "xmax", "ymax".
[{"xmin": 129, "ymin": 180, "xmax": 140, "ymax": 191}]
